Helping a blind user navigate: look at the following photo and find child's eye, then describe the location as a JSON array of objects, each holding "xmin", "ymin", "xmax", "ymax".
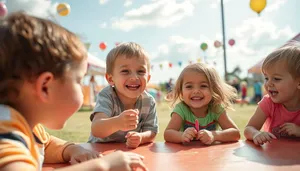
[
  {"xmin": 201, "ymin": 85, "xmax": 208, "ymax": 88},
  {"xmin": 273, "ymin": 78, "xmax": 281, "ymax": 81},
  {"xmin": 264, "ymin": 77, "xmax": 268, "ymax": 81},
  {"xmin": 121, "ymin": 70, "xmax": 129, "ymax": 74},
  {"xmin": 138, "ymin": 70, "xmax": 146, "ymax": 75},
  {"xmin": 185, "ymin": 85, "xmax": 192, "ymax": 89}
]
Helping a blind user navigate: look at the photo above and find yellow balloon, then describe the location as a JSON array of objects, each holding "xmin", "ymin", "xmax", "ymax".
[
  {"xmin": 250, "ymin": 0, "xmax": 266, "ymax": 15},
  {"xmin": 57, "ymin": 3, "xmax": 71, "ymax": 16}
]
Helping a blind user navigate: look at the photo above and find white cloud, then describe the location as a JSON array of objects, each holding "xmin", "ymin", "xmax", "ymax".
[
  {"xmin": 151, "ymin": 17, "xmax": 296, "ymax": 81},
  {"xmin": 111, "ymin": 0, "xmax": 196, "ymax": 31},
  {"xmin": 265, "ymin": 0, "xmax": 287, "ymax": 12},
  {"xmin": 99, "ymin": 22, "xmax": 107, "ymax": 29},
  {"xmin": 99, "ymin": 0, "xmax": 109, "ymax": 5},
  {"xmin": 6, "ymin": 0, "xmax": 57, "ymax": 19},
  {"xmin": 124, "ymin": 0, "xmax": 133, "ymax": 7}
]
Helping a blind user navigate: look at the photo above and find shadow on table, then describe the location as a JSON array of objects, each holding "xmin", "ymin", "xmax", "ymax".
[{"xmin": 233, "ymin": 139, "xmax": 300, "ymax": 166}]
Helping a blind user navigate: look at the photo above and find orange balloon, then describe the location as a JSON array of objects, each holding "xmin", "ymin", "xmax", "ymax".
[{"xmin": 99, "ymin": 42, "xmax": 107, "ymax": 51}]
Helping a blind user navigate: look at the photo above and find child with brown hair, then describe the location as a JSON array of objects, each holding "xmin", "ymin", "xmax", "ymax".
[
  {"xmin": 0, "ymin": 12, "xmax": 147, "ymax": 171},
  {"xmin": 245, "ymin": 41, "xmax": 300, "ymax": 145},
  {"xmin": 164, "ymin": 63, "xmax": 240, "ymax": 145},
  {"xmin": 88, "ymin": 42, "xmax": 158, "ymax": 149}
]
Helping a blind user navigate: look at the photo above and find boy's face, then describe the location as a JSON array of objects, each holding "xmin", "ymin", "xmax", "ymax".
[
  {"xmin": 106, "ymin": 55, "xmax": 151, "ymax": 101},
  {"xmin": 44, "ymin": 60, "xmax": 87, "ymax": 129}
]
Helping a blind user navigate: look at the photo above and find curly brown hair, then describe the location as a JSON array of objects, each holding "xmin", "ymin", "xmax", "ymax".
[{"xmin": 0, "ymin": 12, "xmax": 87, "ymax": 105}]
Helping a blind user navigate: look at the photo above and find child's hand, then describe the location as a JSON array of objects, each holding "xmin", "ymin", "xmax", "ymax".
[
  {"xmin": 64, "ymin": 144, "xmax": 101, "ymax": 164},
  {"xmin": 279, "ymin": 123, "xmax": 300, "ymax": 137},
  {"xmin": 117, "ymin": 109, "xmax": 139, "ymax": 131},
  {"xmin": 125, "ymin": 131, "xmax": 142, "ymax": 148},
  {"xmin": 197, "ymin": 130, "xmax": 214, "ymax": 145},
  {"xmin": 181, "ymin": 127, "xmax": 197, "ymax": 143},
  {"xmin": 102, "ymin": 151, "xmax": 148, "ymax": 171},
  {"xmin": 252, "ymin": 131, "xmax": 276, "ymax": 145}
]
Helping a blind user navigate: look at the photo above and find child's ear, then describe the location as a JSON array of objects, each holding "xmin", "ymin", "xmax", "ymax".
[
  {"xmin": 35, "ymin": 72, "xmax": 54, "ymax": 102},
  {"xmin": 147, "ymin": 74, "xmax": 151, "ymax": 83},
  {"xmin": 105, "ymin": 73, "xmax": 114, "ymax": 86}
]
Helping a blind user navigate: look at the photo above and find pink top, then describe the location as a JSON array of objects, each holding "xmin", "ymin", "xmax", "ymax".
[{"xmin": 259, "ymin": 95, "xmax": 300, "ymax": 137}]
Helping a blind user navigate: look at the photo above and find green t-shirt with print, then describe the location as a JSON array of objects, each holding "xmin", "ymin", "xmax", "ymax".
[{"xmin": 172, "ymin": 102, "xmax": 224, "ymax": 132}]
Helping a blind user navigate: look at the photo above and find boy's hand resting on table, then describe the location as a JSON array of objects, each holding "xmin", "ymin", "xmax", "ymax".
[
  {"xmin": 181, "ymin": 127, "xmax": 197, "ymax": 143},
  {"xmin": 63, "ymin": 144, "xmax": 102, "ymax": 164},
  {"xmin": 197, "ymin": 130, "xmax": 214, "ymax": 145},
  {"xmin": 102, "ymin": 151, "xmax": 148, "ymax": 171},
  {"xmin": 252, "ymin": 131, "xmax": 277, "ymax": 145},
  {"xmin": 117, "ymin": 109, "xmax": 139, "ymax": 131},
  {"xmin": 126, "ymin": 131, "xmax": 142, "ymax": 148}
]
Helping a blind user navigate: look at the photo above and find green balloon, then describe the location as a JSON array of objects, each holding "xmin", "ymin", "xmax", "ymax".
[{"xmin": 200, "ymin": 43, "xmax": 208, "ymax": 51}]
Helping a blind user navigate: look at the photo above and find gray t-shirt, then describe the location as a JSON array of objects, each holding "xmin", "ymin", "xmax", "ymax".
[{"xmin": 88, "ymin": 86, "xmax": 159, "ymax": 143}]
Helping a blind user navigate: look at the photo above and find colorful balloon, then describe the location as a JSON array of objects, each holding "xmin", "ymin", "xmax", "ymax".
[
  {"xmin": 197, "ymin": 58, "xmax": 201, "ymax": 63},
  {"xmin": 99, "ymin": 42, "xmax": 107, "ymax": 51},
  {"xmin": 178, "ymin": 61, "xmax": 182, "ymax": 67},
  {"xmin": 228, "ymin": 39, "xmax": 235, "ymax": 47},
  {"xmin": 57, "ymin": 3, "xmax": 71, "ymax": 16},
  {"xmin": 250, "ymin": 0, "xmax": 267, "ymax": 15},
  {"xmin": 0, "ymin": 2, "xmax": 7, "ymax": 17},
  {"xmin": 168, "ymin": 62, "xmax": 173, "ymax": 68},
  {"xmin": 200, "ymin": 43, "xmax": 208, "ymax": 51},
  {"xmin": 214, "ymin": 40, "xmax": 222, "ymax": 48},
  {"xmin": 159, "ymin": 64, "xmax": 163, "ymax": 70}
]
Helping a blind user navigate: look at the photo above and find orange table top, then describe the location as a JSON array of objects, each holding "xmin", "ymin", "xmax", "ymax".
[{"xmin": 43, "ymin": 139, "xmax": 300, "ymax": 171}]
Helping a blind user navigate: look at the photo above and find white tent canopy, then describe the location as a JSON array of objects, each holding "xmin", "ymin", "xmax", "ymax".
[{"xmin": 87, "ymin": 53, "xmax": 106, "ymax": 76}]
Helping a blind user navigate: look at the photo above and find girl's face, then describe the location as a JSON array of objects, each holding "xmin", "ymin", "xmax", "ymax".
[
  {"xmin": 263, "ymin": 61, "xmax": 300, "ymax": 109},
  {"xmin": 181, "ymin": 70, "xmax": 212, "ymax": 111}
]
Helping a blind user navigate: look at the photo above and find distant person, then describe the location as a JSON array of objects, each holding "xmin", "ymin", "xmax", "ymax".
[
  {"xmin": 164, "ymin": 63, "xmax": 240, "ymax": 145},
  {"xmin": 253, "ymin": 80, "xmax": 262, "ymax": 103},
  {"xmin": 89, "ymin": 75, "xmax": 98, "ymax": 103},
  {"xmin": 0, "ymin": 12, "xmax": 147, "ymax": 171},
  {"xmin": 88, "ymin": 42, "xmax": 158, "ymax": 149},
  {"xmin": 166, "ymin": 78, "xmax": 174, "ymax": 92},
  {"xmin": 245, "ymin": 42, "xmax": 300, "ymax": 146},
  {"xmin": 231, "ymin": 78, "xmax": 240, "ymax": 94},
  {"xmin": 240, "ymin": 81, "xmax": 248, "ymax": 106}
]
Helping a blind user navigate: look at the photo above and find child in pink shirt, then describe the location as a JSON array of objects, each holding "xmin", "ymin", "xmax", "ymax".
[{"xmin": 244, "ymin": 41, "xmax": 300, "ymax": 145}]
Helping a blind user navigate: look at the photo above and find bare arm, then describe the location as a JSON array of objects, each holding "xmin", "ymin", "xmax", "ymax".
[
  {"xmin": 91, "ymin": 110, "xmax": 139, "ymax": 138},
  {"xmin": 140, "ymin": 131, "xmax": 156, "ymax": 144},
  {"xmin": 212, "ymin": 112, "xmax": 240, "ymax": 142},
  {"xmin": 164, "ymin": 113, "xmax": 184, "ymax": 143},
  {"xmin": 244, "ymin": 106, "xmax": 267, "ymax": 140},
  {"xmin": 91, "ymin": 112, "xmax": 121, "ymax": 138}
]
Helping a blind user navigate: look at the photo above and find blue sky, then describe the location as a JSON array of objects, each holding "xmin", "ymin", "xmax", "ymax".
[{"xmin": 7, "ymin": 0, "xmax": 300, "ymax": 84}]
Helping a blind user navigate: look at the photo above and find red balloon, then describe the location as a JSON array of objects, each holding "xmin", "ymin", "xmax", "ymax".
[
  {"xmin": 99, "ymin": 42, "xmax": 107, "ymax": 51},
  {"xmin": 168, "ymin": 62, "xmax": 172, "ymax": 68},
  {"xmin": 228, "ymin": 39, "xmax": 235, "ymax": 46},
  {"xmin": 0, "ymin": 2, "xmax": 7, "ymax": 17}
]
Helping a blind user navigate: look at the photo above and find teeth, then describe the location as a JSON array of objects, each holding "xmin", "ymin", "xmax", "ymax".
[{"xmin": 191, "ymin": 97, "xmax": 201, "ymax": 100}]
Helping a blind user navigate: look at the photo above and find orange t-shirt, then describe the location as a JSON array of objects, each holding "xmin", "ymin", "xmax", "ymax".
[{"xmin": 0, "ymin": 105, "xmax": 74, "ymax": 170}]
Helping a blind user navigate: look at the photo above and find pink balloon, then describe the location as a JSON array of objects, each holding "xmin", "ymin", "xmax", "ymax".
[
  {"xmin": 228, "ymin": 39, "xmax": 235, "ymax": 46},
  {"xmin": 214, "ymin": 40, "xmax": 222, "ymax": 48},
  {"xmin": 0, "ymin": 2, "xmax": 7, "ymax": 17}
]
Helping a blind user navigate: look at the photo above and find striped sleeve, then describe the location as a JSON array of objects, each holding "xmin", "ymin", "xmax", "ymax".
[{"xmin": 0, "ymin": 105, "xmax": 38, "ymax": 169}]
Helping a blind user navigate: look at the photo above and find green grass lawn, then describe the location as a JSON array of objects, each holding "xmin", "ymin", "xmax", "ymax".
[{"xmin": 46, "ymin": 102, "xmax": 257, "ymax": 143}]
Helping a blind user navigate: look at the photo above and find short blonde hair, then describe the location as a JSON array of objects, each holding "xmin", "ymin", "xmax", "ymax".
[
  {"xmin": 262, "ymin": 41, "xmax": 300, "ymax": 78},
  {"xmin": 106, "ymin": 42, "xmax": 150, "ymax": 74},
  {"xmin": 168, "ymin": 63, "xmax": 237, "ymax": 113}
]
